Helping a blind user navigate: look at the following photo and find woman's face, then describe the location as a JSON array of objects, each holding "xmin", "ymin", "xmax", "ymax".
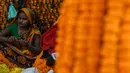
[{"xmin": 17, "ymin": 12, "xmax": 30, "ymax": 27}]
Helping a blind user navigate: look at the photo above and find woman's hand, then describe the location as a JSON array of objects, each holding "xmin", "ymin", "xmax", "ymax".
[
  {"xmin": 18, "ymin": 39, "xmax": 30, "ymax": 46},
  {"xmin": 8, "ymin": 36, "xmax": 21, "ymax": 48},
  {"xmin": 8, "ymin": 36, "xmax": 18, "ymax": 43}
]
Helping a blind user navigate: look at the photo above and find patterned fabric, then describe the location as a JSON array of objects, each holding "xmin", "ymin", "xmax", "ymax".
[{"xmin": 0, "ymin": 27, "xmax": 40, "ymax": 68}]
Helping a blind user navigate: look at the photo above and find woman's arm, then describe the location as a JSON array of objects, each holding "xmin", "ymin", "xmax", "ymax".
[
  {"xmin": 0, "ymin": 28, "xmax": 21, "ymax": 48},
  {"xmin": 0, "ymin": 28, "xmax": 10, "ymax": 42},
  {"xmin": 25, "ymin": 34, "xmax": 41, "ymax": 54}
]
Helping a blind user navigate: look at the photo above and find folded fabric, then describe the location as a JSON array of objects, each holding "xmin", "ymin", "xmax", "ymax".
[
  {"xmin": 21, "ymin": 67, "xmax": 39, "ymax": 73},
  {"xmin": 47, "ymin": 69, "xmax": 54, "ymax": 73},
  {"xmin": 8, "ymin": 2, "xmax": 17, "ymax": 20},
  {"xmin": 40, "ymin": 24, "xmax": 57, "ymax": 54}
]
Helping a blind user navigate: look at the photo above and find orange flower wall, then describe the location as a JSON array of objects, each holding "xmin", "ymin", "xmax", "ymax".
[{"xmin": 55, "ymin": 0, "xmax": 130, "ymax": 73}]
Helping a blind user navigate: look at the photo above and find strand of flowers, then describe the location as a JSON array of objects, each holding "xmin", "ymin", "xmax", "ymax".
[
  {"xmin": 99, "ymin": 0, "xmax": 125, "ymax": 73},
  {"xmin": 0, "ymin": 0, "xmax": 6, "ymax": 30},
  {"xmin": 0, "ymin": 0, "xmax": 10, "ymax": 30},
  {"xmin": 72, "ymin": 1, "xmax": 88, "ymax": 73},
  {"xmin": 119, "ymin": 2, "xmax": 130, "ymax": 73},
  {"xmin": 85, "ymin": 0, "xmax": 105, "ymax": 73},
  {"xmin": 3, "ymin": 1, "xmax": 8, "ymax": 29},
  {"xmin": 55, "ymin": 0, "xmax": 79, "ymax": 73}
]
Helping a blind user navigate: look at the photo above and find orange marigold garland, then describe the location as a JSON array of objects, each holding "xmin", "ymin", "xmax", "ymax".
[
  {"xmin": 55, "ymin": 0, "xmax": 104, "ymax": 73},
  {"xmin": 119, "ymin": 2, "xmax": 130, "ymax": 73},
  {"xmin": 55, "ymin": 0, "xmax": 78, "ymax": 73},
  {"xmin": 54, "ymin": 0, "xmax": 130, "ymax": 73},
  {"xmin": 85, "ymin": 0, "xmax": 105, "ymax": 73},
  {"xmin": 99, "ymin": 0, "xmax": 125, "ymax": 73},
  {"xmin": 72, "ymin": 1, "xmax": 87, "ymax": 73},
  {"xmin": 0, "ymin": 0, "xmax": 8, "ymax": 30}
]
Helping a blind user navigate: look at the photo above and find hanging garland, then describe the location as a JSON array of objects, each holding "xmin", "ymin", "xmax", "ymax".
[
  {"xmin": 54, "ymin": 0, "xmax": 130, "ymax": 73},
  {"xmin": 55, "ymin": 0, "xmax": 104, "ymax": 73},
  {"xmin": 55, "ymin": 0, "xmax": 78, "ymax": 73},
  {"xmin": 0, "ymin": 0, "xmax": 10, "ymax": 30},
  {"xmin": 99, "ymin": 0, "xmax": 125, "ymax": 73},
  {"xmin": 119, "ymin": 2, "xmax": 130, "ymax": 73}
]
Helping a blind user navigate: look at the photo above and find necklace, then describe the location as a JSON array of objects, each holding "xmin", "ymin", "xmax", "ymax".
[
  {"xmin": 18, "ymin": 26, "xmax": 29, "ymax": 39},
  {"xmin": 18, "ymin": 30, "xmax": 27, "ymax": 39}
]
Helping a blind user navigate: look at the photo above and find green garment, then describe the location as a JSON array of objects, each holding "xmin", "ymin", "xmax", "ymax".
[{"xmin": 8, "ymin": 23, "xmax": 19, "ymax": 38}]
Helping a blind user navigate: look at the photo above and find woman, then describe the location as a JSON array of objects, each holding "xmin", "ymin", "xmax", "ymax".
[{"xmin": 0, "ymin": 8, "xmax": 41, "ymax": 68}]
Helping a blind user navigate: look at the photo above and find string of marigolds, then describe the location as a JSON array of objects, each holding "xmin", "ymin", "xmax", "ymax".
[
  {"xmin": 0, "ymin": 0, "xmax": 9, "ymax": 30},
  {"xmin": 99, "ymin": 0, "xmax": 125, "ymax": 73},
  {"xmin": 119, "ymin": 2, "xmax": 130, "ymax": 73},
  {"xmin": 85, "ymin": 0, "xmax": 105, "ymax": 73},
  {"xmin": 55, "ymin": 0, "xmax": 130, "ymax": 73},
  {"xmin": 55, "ymin": 0, "xmax": 105, "ymax": 73},
  {"xmin": 55, "ymin": 0, "xmax": 78, "ymax": 73},
  {"xmin": 72, "ymin": 1, "xmax": 87, "ymax": 73}
]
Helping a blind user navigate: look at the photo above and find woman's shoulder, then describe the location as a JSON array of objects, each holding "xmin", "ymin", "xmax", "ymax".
[{"xmin": 30, "ymin": 26, "xmax": 41, "ymax": 35}]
